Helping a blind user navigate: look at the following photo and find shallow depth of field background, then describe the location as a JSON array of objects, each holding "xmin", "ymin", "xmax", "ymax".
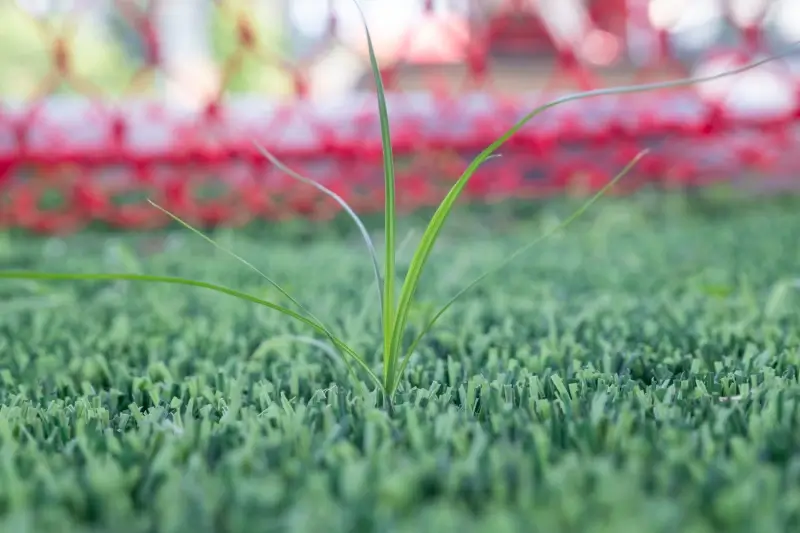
[{"xmin": 2, "ymin": 2, "xmax": 800, "ymax": 533}]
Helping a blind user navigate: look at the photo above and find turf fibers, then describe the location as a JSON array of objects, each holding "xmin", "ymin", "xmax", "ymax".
[{"xmin": 1, "ymin": 195, "xmax": 800, "ymax": 533}]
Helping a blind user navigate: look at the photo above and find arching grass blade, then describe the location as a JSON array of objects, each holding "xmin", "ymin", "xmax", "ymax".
[
  {"xmin": 253, "ymin": 142, "xmax": 385, "ymax": 329},
  {"xmin": 0, "ymin": 270, "xmax": 381, "ymax": 389},
  {"xmin": 395, "ymin": 150, "xmax": 649, "ymax": 387}
]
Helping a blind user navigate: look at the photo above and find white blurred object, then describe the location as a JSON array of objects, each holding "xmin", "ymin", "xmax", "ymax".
[
  {"xmin": 291, "ymin": 0, "xmax": 419, "ymax": 56},
  {"xmin": 289, "ymin": 0, "xmax": 473, "ymax": 97},
  {"xmin": 649, "ymin": 0, "xmax": 725, "ymax": 50},
  {"xmin": 692, "ymin": 52, "xmax": 795, "ymax": 116},
  {"xmin": 154, "ymin": 0, "xmax": 220, "ymax": 110},
  {"xmin": 537, "ymin": 0, "xmax": 590, "ymax": 49},
  {"xmin": 536, "ymin": 0, "xmax": 621, "ymax": 65},
  {"xmin": 726, "ymin": 0, "xmax": 769, "ymax": 26},
  {"xmin": 648, "ymin": 0, "xmax": 688, "ymax": 29},
  {"xmin": 766, "ymin": 0, "xmax": 800, "ymax": 41}
]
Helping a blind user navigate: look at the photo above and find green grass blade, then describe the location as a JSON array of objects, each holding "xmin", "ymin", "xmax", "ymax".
[
  {"xmin": 150, "ymin": 193, "xmax": 370, "ymax": 386},
  {"xmin": 352, "ymin": 0, "xmax": 398, "ymax": 389},
  {"xmin": 0, "ymin": 270, "xmax": 381, "ymax": 388},
  {"xmin": 253, "ymin": 142, "xmax": 385, "ymax": 328},
  {"xmin": 395, "ymin": 151, "xmax": 648, "ymax": 383},
  {"xmin": 359, "ymin": 228, "xmax": 417, "ymax": 316},
  {"xmin": 149, "ymin": 198, "xmax": 362, "ymax": 376},
  {"xmin": 385, "ymin": 46, "xmax": 798, "ymax": 396},
  {"xmin": 251, "ymin": 335, "xmax": 348, "ymax": 371},
  {"xmin": 148, "ymin": 199, "xmax": 330, "ymax": 330}
]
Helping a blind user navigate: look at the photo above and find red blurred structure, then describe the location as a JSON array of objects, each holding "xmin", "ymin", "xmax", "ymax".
[{"xmin": 0, "ymin": 0, "xmax": 799, "ymax": 233}]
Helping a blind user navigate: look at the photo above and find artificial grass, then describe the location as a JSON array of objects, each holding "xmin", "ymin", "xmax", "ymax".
[{"xmin": 1, "ymin": 194, "xmax": 800, "ymax": 533}]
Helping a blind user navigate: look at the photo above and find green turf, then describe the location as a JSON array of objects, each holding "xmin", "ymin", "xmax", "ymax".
[{"xmin": 1, "ymin": 194, "xmax": 800, "ymax": 533}]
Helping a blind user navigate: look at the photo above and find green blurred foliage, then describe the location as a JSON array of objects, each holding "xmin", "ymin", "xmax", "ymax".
[
  {"xmin": 209, "ymin": 0, "xmax": 292, "ymax": 95},
  {"xmin": 0, "ymin": 5, "xmax": 134, "ymax": 98},
  {"xmin": 0, "ymin": 2, "xmax": 289, "ymax": 99}
]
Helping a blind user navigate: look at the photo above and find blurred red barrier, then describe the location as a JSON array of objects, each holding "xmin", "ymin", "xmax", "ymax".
[{"xmin": 0, "ymin": 0, "xmax": 799, "ymax": 233}]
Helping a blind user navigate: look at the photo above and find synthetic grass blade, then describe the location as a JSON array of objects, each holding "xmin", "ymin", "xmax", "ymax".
[
  {"xmin": 2, "ymin": 294, "xmax": 73, "ymax": 315},
  {"xmin": 394, "ymin": 150, "xmax": 649, "ymax": 386},
  {"xmin": 352, "ymin": 0, "xmax": 398, "ymax": 388},
  {"xmin": 0, "ymin": 270, "xmax": 381, "ymax": 389},
  {"xmin": 252, "ymin": 142, "xmax": 385, "ymax": 329}
]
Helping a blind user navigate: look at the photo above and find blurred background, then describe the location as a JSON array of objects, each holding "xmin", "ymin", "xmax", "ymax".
[{"xmin": 1, "ymin": 0, "xmax": 799, "ymax": 233}]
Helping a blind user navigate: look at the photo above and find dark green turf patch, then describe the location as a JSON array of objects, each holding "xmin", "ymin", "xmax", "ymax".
[{"xmin": 1, "ymin": 195, "xmax": 800, "ymax": 533}]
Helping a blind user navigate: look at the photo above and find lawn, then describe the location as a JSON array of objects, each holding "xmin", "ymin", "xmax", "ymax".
[{"xmin": 1, "ymin": 193, "xmax": 800, "ymax": 533}]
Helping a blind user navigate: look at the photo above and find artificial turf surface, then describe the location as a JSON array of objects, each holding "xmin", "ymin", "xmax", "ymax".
[{"xmin": 1, "ymin": 192, "xmax": 800, "ymax": 533}]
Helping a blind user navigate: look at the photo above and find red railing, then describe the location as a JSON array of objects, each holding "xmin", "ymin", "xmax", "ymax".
[{"xmin": 0, "ymin": 0, "xmax": 799, "ymax": 233}]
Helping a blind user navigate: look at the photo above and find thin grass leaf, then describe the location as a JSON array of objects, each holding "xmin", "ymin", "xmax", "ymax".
[
  {"xmin": 148, "ymin": 199, "xmax": 330, "ymax": 331},
  {"xmin": 252, "ymin": 142, "xmax": 385, "ymax": 329},
  {"xmin": 352, "ymin": 0, "xmax": 398, "ymax": 389},
  {"xmin": 395, "ymin": 151, "xmax": 648, "ymax": 384},
  {"xmin": 385, "ymin": 44, "xmax": 799, "ymax": 395},
  {"xmin": 0, "ymin": 270, "xmax": 382, "ymax": 388},
  {"xmin": 147, "ymin": 199, "xmax": 364, "ymax": 379},
  {"xmin": 250, "ymin": 335, "xmax": 346, "ymax": 371},
  {"xmin": 360, "ymin": 228, "xmax": 417, "ymax": 312}
]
